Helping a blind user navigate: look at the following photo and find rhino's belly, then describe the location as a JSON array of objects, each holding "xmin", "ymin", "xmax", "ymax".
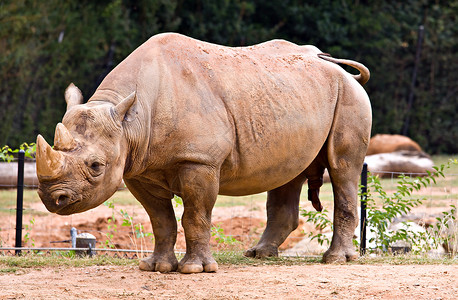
[
  {"xmin": 218, "ymin": 154, "xmax": 314, "ymax": 196},
  {"xmin": 217, "ymin": 128, "xmax": 326, "ymax": 196}
]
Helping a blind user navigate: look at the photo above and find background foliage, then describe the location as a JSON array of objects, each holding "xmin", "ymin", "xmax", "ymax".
[{"xmin": 1, "ymin": 0, "xmax": 456, "ymax": 153}]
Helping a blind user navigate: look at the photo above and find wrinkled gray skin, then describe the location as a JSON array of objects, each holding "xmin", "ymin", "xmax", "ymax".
[{"xmin": 36, "ymin": 33, "xmax": 372, "ymax": 274}]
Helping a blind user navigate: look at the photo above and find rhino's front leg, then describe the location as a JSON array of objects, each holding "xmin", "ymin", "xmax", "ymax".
[
  {"xmin": 174, "ymin": 164, "xmax": 219, "ymax": 274},
  {"xmin": 124, "ymin": 179, "xmax": 179, "ymax": 273}
]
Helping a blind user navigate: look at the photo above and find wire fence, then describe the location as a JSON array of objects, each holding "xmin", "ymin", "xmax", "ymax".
[{"xmin": 1, "ymin": 154, "xmax": 457, "ymax": 258}]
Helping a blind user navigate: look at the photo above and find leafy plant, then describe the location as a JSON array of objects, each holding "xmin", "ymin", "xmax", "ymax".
[
  {"xmin": 364, "ymin": 159, "xmax": 457, "ymax": 253},
  {"xmin": 119, "ymin": 208, "xmax": 153, "ymax": 256},
  {"xmin": 173, "ymin": 195, "xmax": 183, "ymax": 207},
  {"xmin": 301, "ymin": 208, "xmax": 332, "ymax": 247},
  {"xmin": 23, "ymin": 217, "xmax": 35, "ymax": 247},
  {"xmin": 211, "ymin": 225, "xmax": 239, "ymax": 245},
  {"xmin": 0, "ymin": 143, "xmax": 36, "ymax": 162},
  {"xmin": 102, "ymin": 199, "xmax": 154, "ymax": 255},
  {"xmin": 301, "ymin": 159, "xmax": 458, "ymax": 256},
  {"xmin": 423, "ymin": 205, "xmax": 457, "ymax": 256},
  {"xmin": 173, "ymin": 195, "xmax": 183, "ymax": 221},
  {"xmin": 103, "ymin": 199, "xmax": 118, "ymax": 249}
]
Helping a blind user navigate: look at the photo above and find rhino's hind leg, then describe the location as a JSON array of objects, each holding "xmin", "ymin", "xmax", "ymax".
[
  {"xmin": 323, "ymin": 140, "xmax": 365, "ymax": 263},
  {"xmin": 124, "ymin": 179, "xmax": 179, "ymax": 272},
  {"xmin": 323, "ymin": 167, "xmax": 360, "ymax": 263},
  {"xmin": 322, "ymin": 85, "xmax": 371, "ymax": 263},
  {"xmin": 244, "ymin": 172, "xmax": 307, "ymax": 258}
]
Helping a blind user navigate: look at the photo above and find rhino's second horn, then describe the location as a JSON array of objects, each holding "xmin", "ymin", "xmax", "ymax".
[{"xmin": 54, "ymin": 123, "xmax": 76, "ymax": 151}]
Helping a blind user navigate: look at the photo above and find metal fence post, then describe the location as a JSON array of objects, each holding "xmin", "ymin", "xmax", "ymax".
[
  {"xmin": 71, "ymin": 227, "xmax": 77, "ymax": 248},
  {"xmin": 15, "ymin": 150, "xmax": 25, "ymax": 255},
  {"xmin": 360, "ymin": 162, "xmax": 368, "ymax": 256}
]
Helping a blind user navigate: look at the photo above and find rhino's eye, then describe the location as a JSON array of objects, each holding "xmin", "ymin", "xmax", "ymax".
[
  {"xmin": 85, "ymin": 159, "xmax": 104, "ymax": 176},
  {"xmin": 90, "ymin": 162, "xmax": 101, "ymax": 171}
]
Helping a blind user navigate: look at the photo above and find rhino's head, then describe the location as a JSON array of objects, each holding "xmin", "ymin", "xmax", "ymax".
[{"xmin": 36, "ymin": 84, "xmax": 136, "ymax": 215}]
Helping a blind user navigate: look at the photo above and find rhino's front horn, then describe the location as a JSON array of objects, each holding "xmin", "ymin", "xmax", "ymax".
[
  {"xmin": 36, "ymin": 135, "xmax": 64, "ymax": 180},
  {"xmin": 54, "ymin": 123, "xmax": 76, "ymax": 151}
]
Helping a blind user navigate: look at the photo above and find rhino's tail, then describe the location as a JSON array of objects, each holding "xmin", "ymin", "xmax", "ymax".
[{"xmin": 317, "ymin": 53, "xmax": 370, "ymax": 86}]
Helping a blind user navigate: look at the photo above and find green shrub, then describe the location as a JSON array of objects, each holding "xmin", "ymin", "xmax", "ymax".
[{"xmin": 301, "ymin": 159, "xmax": 458, "ymax": 256}]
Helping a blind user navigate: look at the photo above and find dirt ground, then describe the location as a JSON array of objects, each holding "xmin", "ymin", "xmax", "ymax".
[
  {"xmin": 1, "ymin": 186, "xmax": 457, "ymax": 299},
  {"xmin": 1, "ymin": 263, "xmax": 457, "ymax": 299}
]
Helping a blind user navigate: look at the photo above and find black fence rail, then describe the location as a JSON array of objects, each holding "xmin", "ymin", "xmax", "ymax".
[
  {"xmin": 360, "ymin": 163, "xmax": 368, "ymax": 256},
  {"xmin": 14, "ymin": 150, "xmax": 25, "ymax": 255}
]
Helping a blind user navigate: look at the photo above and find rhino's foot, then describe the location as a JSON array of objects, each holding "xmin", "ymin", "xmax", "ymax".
[
  {"xmin": 244, "ymin": 244, "xmax": 278, "ymax": 258},
  {"xmin": 178, "ymin": 253, "xmax": 218, "ymax": 274},
  {"xmin": 322, "ymin": 247, "xmax": 358, "ymax": 264},
  {"xmin": 139, "ymin": 254, "xmax": 178, "ymax": 273}
]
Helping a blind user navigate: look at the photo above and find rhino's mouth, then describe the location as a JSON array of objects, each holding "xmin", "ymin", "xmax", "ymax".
[
  {"xmin": 54, "ymin": 196, "xmax": 82, "ymax": 215},
  {"xmin": 38, "ymin": 187, "xmax": 83, "ymax": 215}
]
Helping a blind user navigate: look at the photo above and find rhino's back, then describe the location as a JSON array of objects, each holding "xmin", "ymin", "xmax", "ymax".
[{"xmin": 93, "ymin": 32, "xmax": 326, "ymax": 103}]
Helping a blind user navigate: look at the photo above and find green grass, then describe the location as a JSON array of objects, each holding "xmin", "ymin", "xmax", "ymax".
[
  {"xmin": 0, "ymin": 266, "xmax": 18, "ymax": 273},
  {"xmin": 108, "ymin": 189, "xmax": 140, "ymax": 206},
  {"xmin": 213, "ymin": 251, "xmax": 322, "ymax": 265},
  {"xmin": 0, "ymin": 251, "xmax": 456, "ymax": 272},
  {"xmin": 0, "ymin": 189, "xmax": 42, "ymax": 206},
  {"xmin": 0, "ymin": 189, "xmax": 51, "ymax": 216},
  {"xmin": 355, "ymin": 254, "xmax": 458, "ymax": 265},
  {"xmin": 215, "ymin": 193, "xmax": 267, "ymax": 208},
  {"xmin": 0, "ymin": 253, "xmax": 138, "ymax": 269}
]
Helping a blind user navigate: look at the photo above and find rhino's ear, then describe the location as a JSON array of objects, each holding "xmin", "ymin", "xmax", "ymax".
[
  {"xmin": 114, "ymin": 91, "xmax": 137, "ymax": 123},
  {"xmin": 65, "ymin": 83, "xmax": 83, "ymax": 110}
]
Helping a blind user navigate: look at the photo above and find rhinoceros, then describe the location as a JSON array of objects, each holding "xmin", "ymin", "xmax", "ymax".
[{"xmin": 36, "ymin": 32, "xmax": 371, "ymax": 273}]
